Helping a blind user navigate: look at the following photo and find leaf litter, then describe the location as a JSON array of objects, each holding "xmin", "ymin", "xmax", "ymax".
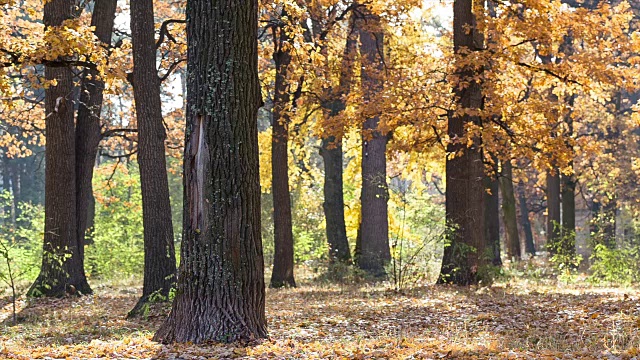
[{"xmin": 0, "ymin": 276, "xmax": 639, "ymax": 359}]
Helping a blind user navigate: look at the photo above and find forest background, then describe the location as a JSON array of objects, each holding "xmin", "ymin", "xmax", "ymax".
[{"xmin": 1, "ymin": 0, "xmax": 640, "ymax": 357}]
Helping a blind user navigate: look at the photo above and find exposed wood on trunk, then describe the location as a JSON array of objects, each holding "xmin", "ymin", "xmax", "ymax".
[{"xmin": 153, "ymin": 0, "xmax": 267, "ymax": 343}]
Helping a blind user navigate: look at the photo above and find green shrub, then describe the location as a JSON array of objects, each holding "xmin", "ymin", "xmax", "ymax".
[
  {"xmin": 0, "ymin": 191, "xmax": 43, "ymax": 303},
  {"xmin": 588, "ymin": 243, "xmax": 640, "ymax": 285},
  {"xmin": 388, "ymin": 187, "xmax": 445, "ymax": 289},
  {"xmin": 85, "ymin": 163, "xmax": 144, "ymax": 279}
]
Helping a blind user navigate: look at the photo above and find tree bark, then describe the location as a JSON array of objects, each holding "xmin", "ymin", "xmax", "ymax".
[
  {"xmin": 153, "ymin": 0, "xmax": 267, "ymax": 343},
  {"xmin": 129, "ymin": 0, "xmax": 177, "ymax": 313},
  {"xmin": 9, "ymin": 159, "xmax": 20, "ymax": 226},
  {"xmin": 438, "ymin": 0, "xmax": 487, "ymax": 285},
  {"xmin": 560, "ymin": 92, "xmax": 576, "ymax": 258},
  {"xmin": 2, "ymin": 155, "xmax": 11, "ymax": 224},
  {"xmin": 319, "ymin": 17, "xmax": 357, "ymax": 264},
  {"xmin": 546, "ymin": 170, "xmax": 561, "ymax": 253},
  {"xmin": 517, "ymin": 180, "xmax": 536, "ymax": 256},
  {"xmin": 561, "ymin": 169, "xmax": 576, "ymax": 255},
  {"xmin": 75, "ymin": 0, "xmax": 117, "ymax": 263},
  {"xmin": 269, "ymin": 14, "xmax": 296, "ymax": 288},
  {"xmin": 499, "ymin": 161, "xmax": 521, "ymax": 261},
  {"xmin": 28, "ymin": 0, "xmax": 92, "ymax": 297},
  {"xmin": 355, "ymin": 8, "xmax": 390, "ymax": 277},
  {"xmin": 484, "ymin": 173, "xmax": 501, "ymax": 266}
]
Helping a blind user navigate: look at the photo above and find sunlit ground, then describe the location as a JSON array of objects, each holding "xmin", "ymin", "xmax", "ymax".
[{"xmin": 0, "ymin": 263, "xmax": 639, "ymax": 359}]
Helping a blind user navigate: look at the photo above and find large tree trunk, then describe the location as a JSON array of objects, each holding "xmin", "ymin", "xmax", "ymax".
[
  {"xmin": 130, "ymin": 0, "xmax": 177, "ymax": 313},
  {"xmin": 438, "ymin": 0, "xmax": 487, "ymax": 285},
  {"xmin": 499, "ymin": 161, "xmax": 521, "ymax": 261},
  {"xmin": 484, "ymin": 173, "xmax": 501, "ymax": 266},
  {"xmin": 320, "ymin": 18, "xmax": 357, "ymax": 264},
  {"xmin": 517, "ymin": 180, "xmax": 536, "ymax": 256},
  {"xmin": 75, "ymin": 0, "xmax": 117, "ymax": 262},
  {"xmin": 546, "ymin": 170, "xmax": 561, "ymax": 253},
  {"xmin": 28, "ymin": 0, "xmax": 92, "ymax": 297},
  {"xmin": 153, "ymin": 0, "xmax": 267, "ymax": 343},
  {"xmin": 355, "ymin": 8, "xmax": 390, "ymax": 277},
  {"xmin": 270, "ymin": 15, "xmax": 296, "ymax": 288}
]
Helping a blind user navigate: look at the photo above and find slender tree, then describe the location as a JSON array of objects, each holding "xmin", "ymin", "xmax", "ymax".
[
  {"xmin": 517, "ymin": 180, "xmax": 536, "ymax": 256},
  {"xmin": 270, "ymin": 11, "xmax": 296, "ymax": 288},
  {"xmin": 28, "ymin": 0, "xmax": 92, "ymax": 297},
  {"xmin": 75, "ymin": 0, "xmax": 117, "ymax": 266},
  {"xmin": 153, "ymin": 0, "xmax": 267, "ymax": 343},
  {"xmin": 546, "ymin": 170, "xmax": 561, "ymax": 253},
  {"xmin": 438, "ymin": 0, "xmax": 487, "ymax": 285},
  {"xmin": 319, "ymin": 16, "xmax": 357, "ymax": 264},
  {"xmin": 356, "ymin": 6, "xmax": 390, "ymax": 276},
  {"xmin": 129, "ymin": 0, "xmax": 177, "ymax": 314},
  {"xmin": 499, "ymin": 160, "xmax": 521, "ymax": 261},
  {"xmin": 484, "ymin": 173, "xmax": 501, "ymax": 266},
  {"xmin": 560, "ymin": 93, "xmax": 577, "ymax": 258}
]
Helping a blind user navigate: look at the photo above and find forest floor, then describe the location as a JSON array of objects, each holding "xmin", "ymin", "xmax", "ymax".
[{"xmin": 0, "ymin": 266, "xmax": 639, "ymax": 359}]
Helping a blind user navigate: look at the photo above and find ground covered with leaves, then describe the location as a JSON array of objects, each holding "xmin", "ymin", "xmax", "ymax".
[{"xmin": 1, "ymin": 271, "xmax": 639, "ymax": 359}]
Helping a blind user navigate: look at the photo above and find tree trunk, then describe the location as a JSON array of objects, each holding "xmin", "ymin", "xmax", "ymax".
[
  {"xmin": 129, "ymin": 0, "xmax": 177, "ymax": 313},
  {"xmin": 9, "ymin": 160, "xmax": 20, "ymax": 226},
  {"xmin": 546, "ymin": 170, "xmax": 561, "ymax": 253},
  {"xmin": 484, "ymin": 173, "xmax": 501, "ymax": 266},
  {"xmin": 499, "ymin": 161, "xmax": 521, "ymax": 261},
  {"xmin": 561, "ymin": 169, "xmax": 576, "ymax": 255},
  {"xmin": 28, "ymin": 0, "xmax": 92, "ymax": 297},
  {"xmin": 2, "ymin": 155, "xmax": 11, "ymax": 224},
  {"xmin": 438, "ymin": 0, "xmax": 487, "ymax": 285},
  {"xmin": 517, "ymin": 180, "xmax": 536, "ymax": 256},
  {"xmin": 75, "ymin": 0, "xmax": 117, "ymax": 261},
  {"xmin": 153, "ymin": 0, "xmax": 267, "ymax": 343},
  {"xmin": 355, "ymin": 8, "xmax": 390, "ymax": 277},
  {"xmin": 320, "ymin": 17, "xmax": 357, "ymax": 264},
  {"xmin": 270, "ymin": 15, "xmax": 296, "ymax": 288}
]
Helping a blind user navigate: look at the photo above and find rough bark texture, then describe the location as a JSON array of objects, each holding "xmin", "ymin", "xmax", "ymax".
[
  {"xmin": 546, "ymin": 170, "xmax": 561, "ymax": 253},
  {"xmin": 484, "ymin": 173, "xmax": 501, "ymax": 266},
  {"xmin": 499, "ymin": 161, "xmax": 521, "ymax": 261},
  {"xmin": 438, "ymin": 0, "xmax": 487, "ymax": 285},
  {"xmin": 153, "ymin": 0, "xmax": 267, "ymax": 343},
  {"xmin": 319, "ymin": 18, "xmax": 357, "ymax": 264},
  {"xmin": 130, "ymin": 0, "xmax": 177, "ymax": 312},
  {"xmin": 75, "ymin": 0, "xmax": 117, "ymax": 264},
  {"xmin": 517, "ymin": 180, "xmax": 536, "ymax": 256},
  {"xmin": 270, "ymin": 16, "xmax": 296, "ymax": 288},
  {"xmin": 355, "ymin": 9, "xmax": 390, "ymax": 276},
  {"xmin": 28, "ymin": 0, "xmax": 91, "ymax": 297}
]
